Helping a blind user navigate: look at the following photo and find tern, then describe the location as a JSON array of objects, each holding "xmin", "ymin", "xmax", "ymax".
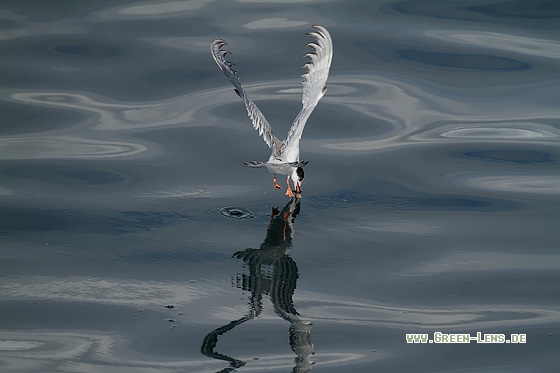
[{"xmin": 211, "ymin": 25, "xmax": 333, "ymax": 197}]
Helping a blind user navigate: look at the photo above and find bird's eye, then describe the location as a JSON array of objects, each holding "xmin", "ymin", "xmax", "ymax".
[{"xmin": 296, "ymin": 167, "xmax": 304, "ymax": 181}]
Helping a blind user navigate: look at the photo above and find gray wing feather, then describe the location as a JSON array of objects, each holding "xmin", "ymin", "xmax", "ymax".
[
  {"xmin": 242, "ymin": 161, "xmax": 267, "ymax": 168},
  {"xmin": 211, "ymin": 39, "xmax": 281, "ymax": 152},
  {"xmin": 282, "ymin": 25, "xmax": 333, "ymax": 152},
  {"xmin": 287, "ymin": 160, "xmax": 309, "ymax": 167}
]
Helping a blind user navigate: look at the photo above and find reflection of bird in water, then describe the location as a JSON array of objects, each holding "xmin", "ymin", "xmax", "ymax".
[
  {"xmin": 211, "ymin": 26, "xmax": 333, "ymax": 197},
  {"xmin": 201, "ymin": 197, "xmax": 314, "ymax": 373}
]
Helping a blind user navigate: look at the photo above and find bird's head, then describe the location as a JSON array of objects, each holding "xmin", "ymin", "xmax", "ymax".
[{"xmin": 290, "ymin": 167, "xmax": 305, "ymax": 194}]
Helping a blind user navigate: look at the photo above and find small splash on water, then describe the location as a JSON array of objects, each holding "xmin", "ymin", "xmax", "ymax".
[{"xmin": 217, "ymin": 206, "xmax": 255, "ymax": 219}]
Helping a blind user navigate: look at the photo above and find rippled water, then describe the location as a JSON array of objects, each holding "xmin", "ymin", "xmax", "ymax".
[{"xmin": 1, "ymin": 1, "xmax": 559, "ymax": 372}]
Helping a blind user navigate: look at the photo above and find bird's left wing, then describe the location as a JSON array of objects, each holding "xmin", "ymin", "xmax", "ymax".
[
  {"xmin": 211, "ymin": 39, "xmax": 281, "ymax": 152},
  {"xmin": 282, "ymin": 25, "xmax": 333, "ymax": 152}
]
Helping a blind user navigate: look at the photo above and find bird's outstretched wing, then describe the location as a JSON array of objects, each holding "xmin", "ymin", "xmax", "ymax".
[
  {"xmin": 282, "ymin": 25, "xmax": 333, "ymax": 153},
  {"xmin": 211, "ymin": 39, "xmax": 281, "ymax": 152}
]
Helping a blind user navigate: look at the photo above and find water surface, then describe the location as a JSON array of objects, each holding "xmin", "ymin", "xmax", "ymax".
[{"xmin": 1, "ymin": 0, "xmax": 559, "ymax": 372}]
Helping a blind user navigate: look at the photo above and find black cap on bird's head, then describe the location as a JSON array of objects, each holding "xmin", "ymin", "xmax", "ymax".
[{"xmin": 296, "ymin": 167, "xmax": 304, "ymax": 182}]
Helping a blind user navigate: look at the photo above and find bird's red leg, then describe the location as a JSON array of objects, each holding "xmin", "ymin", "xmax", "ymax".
[
  {"xmin": 273, "ymin": 177, "xmax": 282, "ymax": 189},
  {"xmin": 285, "ymin": 178, "xmax": 294, "ymax": 197},
  {"xmin": 295, "ymin": 183, "xmax": 301, "ymax": 194}
]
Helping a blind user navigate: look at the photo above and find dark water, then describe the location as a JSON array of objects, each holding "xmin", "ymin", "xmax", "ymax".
[{"xmin": 1, "ymin": 1, "xmax": 559, "ymax": 372}]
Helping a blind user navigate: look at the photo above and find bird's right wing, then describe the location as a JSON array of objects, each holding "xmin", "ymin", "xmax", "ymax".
[
  {"xmin": 211, "ymin": 39, "xmax": 281, "ymax": 152},
  {"xmin": 282, "ymin": 25, "xmax": 333, "ymax": 153}
]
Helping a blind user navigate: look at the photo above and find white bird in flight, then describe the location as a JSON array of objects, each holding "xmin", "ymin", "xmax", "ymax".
[{"xmin": 210, "ymin": 25, "xmax": 333, "ymax": 197}]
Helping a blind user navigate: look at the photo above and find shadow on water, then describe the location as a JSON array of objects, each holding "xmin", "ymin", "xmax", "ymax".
[{"xmin": 201, "ymin": 196, "xmax": 314, "ymax": 373}]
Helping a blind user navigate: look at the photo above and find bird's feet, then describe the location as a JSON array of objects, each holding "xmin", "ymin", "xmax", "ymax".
[
  {"xmin": 291, "ymin": 183, "xmax": 302, "ymax": 198},
  {"xmin": 273, "ymin": 177, "xmax": 282, "ymax": 189},
  {"xmin": 285, "ymin": 178, "xmax": 294, "ymax": 197}
]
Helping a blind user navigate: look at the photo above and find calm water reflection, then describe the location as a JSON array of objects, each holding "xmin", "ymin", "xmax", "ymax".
[
  {"xmin": 202, "ymin": 197, "xmax": 314, "ymax": 372},
  {"xmin": 1, "ymin": 0, "xmax": 559, "ymax": 372}
]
